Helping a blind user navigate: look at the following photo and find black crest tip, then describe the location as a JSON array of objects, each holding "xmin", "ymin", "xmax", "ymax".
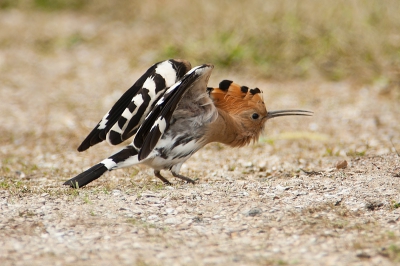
[
  {"xmin": 241, "ymin": 86, "xmax": 249, "ymax": 93},
  {"xmin": 219, "ymin": 80, "xmax": 233, "ymax": 91},
  {"xmin": 250, "ymin": 88, "xmax": 261, "ymax": 95}
]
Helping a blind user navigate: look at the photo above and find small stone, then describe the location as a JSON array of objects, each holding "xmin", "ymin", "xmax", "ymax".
[
  {"xmin": 365, "ymin": 201, "xmax": 383, "ymax": 211},
  {"xmin": 243, "ymin": 162, "xmax": 253, "ymax": 168},
  {"xmin": 15, "ymin": 171, "xmax": 26, "ymax": 178},
  {"xmin": 132, "ymin": 208, "xmax": 144, "ymax": 214},
  {"xmin": 145, "ymin": 197, "xmax": 160, "ymax": 204},
  {"xmin": 38, "ymin": 198, "xmax": 46, "ymax": 204},
  {"xmin": 128, "ymin": 195, "xmax": 138, "ymax": 202},
  {"xmin": 142, "ymin": 192, "xmax": 156, "ymax": 197},
  {"xmin": 147, "ymin": 215, "xmax": 159, "ymax": 221},
  {"xmin": 356, "ymin": 250, "xmax": 371, "ymax": 258},
  {"xmin": 246, "ymin": 208, "xmax": 262, "ymax": 217},
  {"xmin": 164, "ymin": 217, "xmax": 179, "ymax": 224},
  {"xmin": 112, "ymin": 190, "xmax": 121, "ymax": 196},
  {"xmin": 336, "ymin": 160, "xmax": 348, "ymax": 169},
  {"xmin": 165, "ymin": 208, "xmax": 175, "ymax": 214},
  {"xmin": 193, "ymin": 216, "xmax": 203, "ymax": 223},
  {"xmin": 276, "ymin": 185, "xmax": 290, "ymax": 191}
]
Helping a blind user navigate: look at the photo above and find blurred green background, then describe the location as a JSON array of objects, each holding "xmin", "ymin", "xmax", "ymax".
[{"xmin": 1, "ymin": 0, "xmax": 400, "ymax": 84}]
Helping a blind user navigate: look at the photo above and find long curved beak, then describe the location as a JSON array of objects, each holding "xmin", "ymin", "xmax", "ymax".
[{"xmin": 266, "ymin": 110, "xmax": 313, "ymax": 119}]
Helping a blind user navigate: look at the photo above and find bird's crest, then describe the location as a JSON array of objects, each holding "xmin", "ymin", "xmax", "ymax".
[{"xmin": 209, "ymin": 80, "xmax": 265, "ymax": 114}]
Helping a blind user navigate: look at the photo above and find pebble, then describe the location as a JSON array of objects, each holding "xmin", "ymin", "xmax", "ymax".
[
  {"xmin": 38, "ymin": 198, "xmax": 46, "ymax": 204},
  {"xmin": 112, "ymin": 190, "xmax": 121, "ymax": 196},
  {"xmin": 165, "ymin": 208, "xmax": 176, "ymax": 214},
  {"xmin": 276, "ymin": 185, "xmax": 290, "ymax": 191},
  {"xmin": 243, "ymin": 161, "xmax": 253, "ymax": 168},
  {"xmin": 356, "ymin": 250, "xmax": 371, "ymax": 258},
  {"xmin": 336, "ymin": 160, "xmax": 348, "ymax": 169},
  {"xmin": 147, "ymin": 215, "xmax": 160, "ymax": 221},
  {"xmin": 131, "ymin": 208, "xmax": 144, "ymax": 214},
  {"xmin": 164, "ymin": 217, "xmax": 180, "ymax": 224},
  {"xmin": 15, "ymin": 171, "xmax": 26, "ymax": 178},
  {"xmin": 142, "ymin": 192, "xmax": 157, "ymax": 197},
  {"xmin": 246, "ymin": 208, "xmax": 262, "ymax": 217}
]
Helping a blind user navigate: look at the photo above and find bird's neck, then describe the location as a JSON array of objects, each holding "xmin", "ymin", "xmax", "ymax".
[{"xmin": 204, "ymin": 109, "xmax": 256, "ymax": 147}]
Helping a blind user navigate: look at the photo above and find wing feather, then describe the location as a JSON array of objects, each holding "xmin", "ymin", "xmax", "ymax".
[
  {"xmin": 77, "ymin": 59, "xmax": 191, "ymax": 152},
  {"xmin": 134, "ymin": 64, "xmax": 214, "ymax": 160}
]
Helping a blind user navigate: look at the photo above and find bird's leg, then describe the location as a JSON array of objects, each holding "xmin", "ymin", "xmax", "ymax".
[
  {"xmin": 171, "ymin": 171, "xmax": 196, "ymax": 184},
  {"xmin": 154, "ymin": 170, "xmax": 172, "ymax": 185}
]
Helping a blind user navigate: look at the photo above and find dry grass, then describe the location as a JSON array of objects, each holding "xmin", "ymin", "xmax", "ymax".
[{"xmin": 2, "ymin": 0, "xmax": 400, "ymax": 83}]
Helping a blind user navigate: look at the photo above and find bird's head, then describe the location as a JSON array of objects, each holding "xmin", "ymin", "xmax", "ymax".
[{"xmin": 209, "ymin": 80, "xmax": 312, "ymax": 146}]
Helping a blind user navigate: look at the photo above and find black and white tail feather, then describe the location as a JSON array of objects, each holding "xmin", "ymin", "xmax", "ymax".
[{"xmin": 64, "ymin": 60, "xmax": 214, "ymax": 188}]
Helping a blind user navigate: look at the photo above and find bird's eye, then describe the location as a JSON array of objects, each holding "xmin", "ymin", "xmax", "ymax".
[{"xmin": 251, "ymin": 113, "xmax": 259, "ymax": 120}]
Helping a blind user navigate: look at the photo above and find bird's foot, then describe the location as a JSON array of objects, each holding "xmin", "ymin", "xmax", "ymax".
[
  {"xmin": 172, "ymin": 172, "xmax": 196, "ymax": 184},
  {"xmin": 154, "ymin": 170, "xmax": 172, "ymax": 185}
]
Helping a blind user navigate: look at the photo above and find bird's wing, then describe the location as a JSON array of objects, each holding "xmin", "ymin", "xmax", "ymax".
[
  {"xmin": 77, "ymin": 59, "xmax": 191, "ymax": 152},
  {"xmin": 133, "ymin": 64, "xmax": 214, "ymax": 160}
]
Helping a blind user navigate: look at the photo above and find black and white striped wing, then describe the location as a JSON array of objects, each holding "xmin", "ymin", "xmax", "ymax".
[
  {"xmin": 77, "ymin": 59, "xmax": 191, "ymax": 152},
  {"xmin": 134, "ymin": 64, "xmax": 214, "ymax": 160}
]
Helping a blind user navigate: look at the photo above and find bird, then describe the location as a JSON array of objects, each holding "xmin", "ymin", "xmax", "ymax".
[{"xmin": 64, "ymin": 59, "xmax": 312, "ymax": 188}]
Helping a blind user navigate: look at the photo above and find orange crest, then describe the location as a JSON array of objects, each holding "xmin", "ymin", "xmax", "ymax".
[{"xmin": 209, "ymin": 80, "xmax": 266, "ymax": 115}]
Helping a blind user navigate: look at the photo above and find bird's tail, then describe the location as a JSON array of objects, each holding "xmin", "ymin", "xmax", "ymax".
[
  {"xmin": 64, "ymin": 145, "xmax": 140, "ymax": 188},
  {"xmin": 63, "ymin": 163, "xmax": 108, "ymax": 188}
]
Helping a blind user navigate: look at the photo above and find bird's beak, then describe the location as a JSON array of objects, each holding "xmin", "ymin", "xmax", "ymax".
[{"xmin": 266, "ymin": 110, "xmax": 313, "ymax": 119}]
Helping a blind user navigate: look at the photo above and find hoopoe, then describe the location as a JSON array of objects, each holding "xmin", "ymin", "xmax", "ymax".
[{"xmin": 64, "ymin": 59, "xmax": 312, "ymax": 188}]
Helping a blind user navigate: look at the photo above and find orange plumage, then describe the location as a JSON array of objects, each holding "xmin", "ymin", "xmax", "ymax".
[{"xmin": 210, "ymin": 82, "xmax": 266, "ymax": 115}]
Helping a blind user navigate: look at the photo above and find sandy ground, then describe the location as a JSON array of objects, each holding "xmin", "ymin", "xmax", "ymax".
[{"xmin": 1, "ymin": 9, "xmax": 400, "ymax": 266}]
